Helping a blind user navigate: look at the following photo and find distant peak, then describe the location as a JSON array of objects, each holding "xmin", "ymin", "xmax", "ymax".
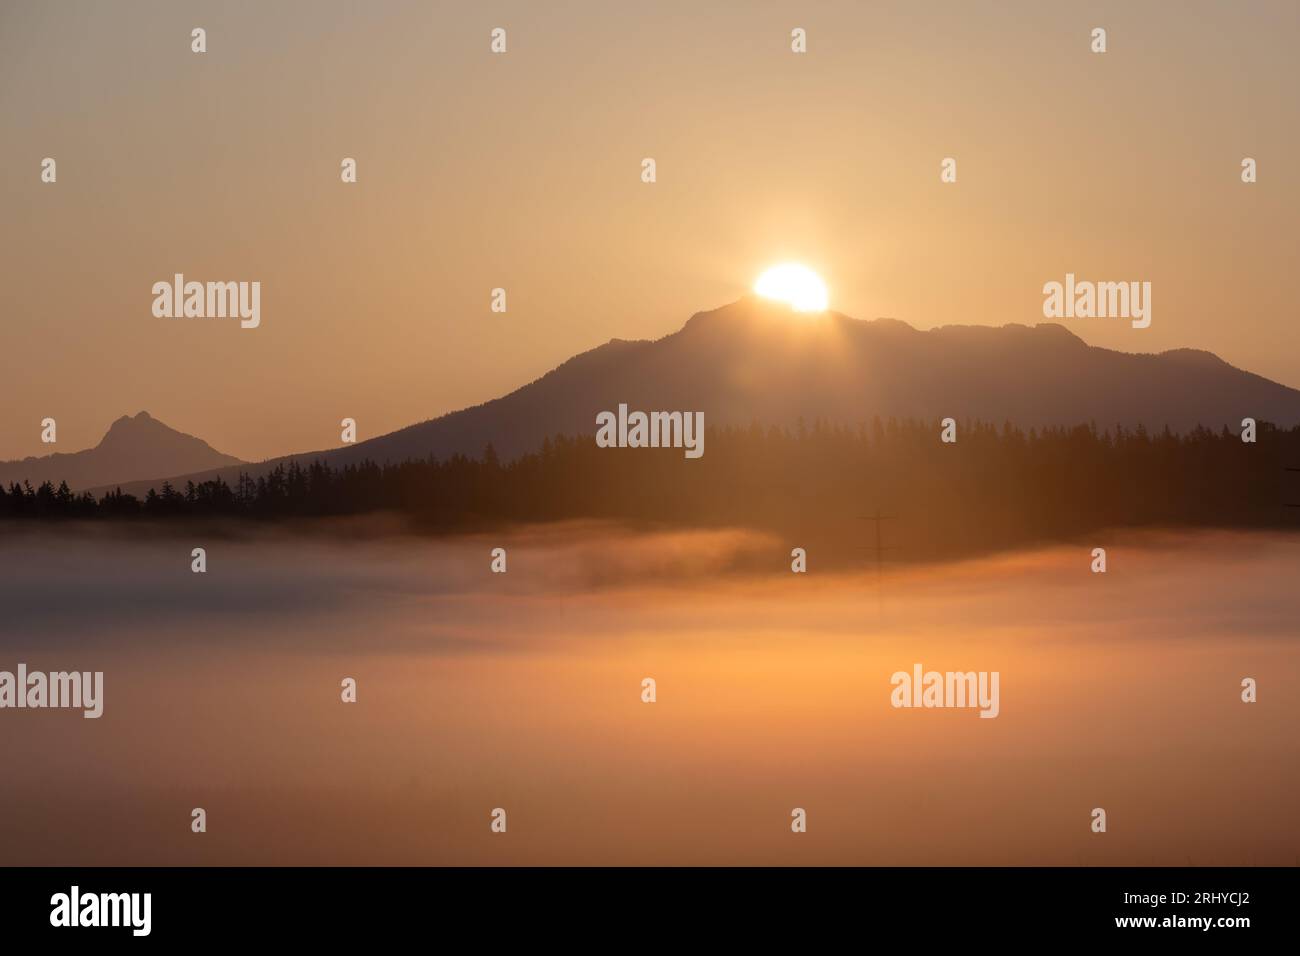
[
  {"xmin": 98, "ymin": 412, "xmax": 185, "ymax": 453},
  {"xmin": 107, "ymin": 411, "xmax": 158, "ymax": 432}
]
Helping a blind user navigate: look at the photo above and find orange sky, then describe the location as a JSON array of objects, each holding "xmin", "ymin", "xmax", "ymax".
[{"xmin": 2, "ymin": 0, "xmax": 1297, "ymax": 462}]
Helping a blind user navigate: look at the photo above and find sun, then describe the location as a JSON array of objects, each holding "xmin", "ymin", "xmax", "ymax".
[{"xmin": 754, "ymin": 263, "xmax": 829, "ymax": 312}]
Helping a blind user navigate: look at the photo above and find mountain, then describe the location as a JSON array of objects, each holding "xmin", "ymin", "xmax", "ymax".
[
  {"xmin": 0, "ymin": 412, "xmax": 244, "ymax": 491},
  {"xmin": 94, "ymin": 296, "xmax": 1300, "ymax": 496}
]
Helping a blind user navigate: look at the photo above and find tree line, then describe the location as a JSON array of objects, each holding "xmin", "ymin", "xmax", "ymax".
[{"xmin": 4, "ymin": 418, "xmax": 1299, "ymax": 562}]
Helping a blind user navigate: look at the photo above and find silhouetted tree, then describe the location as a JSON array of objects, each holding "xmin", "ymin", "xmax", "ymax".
[{"xmin": 4, "ymin": 420, "xmax": 1300, "ymax": 563}]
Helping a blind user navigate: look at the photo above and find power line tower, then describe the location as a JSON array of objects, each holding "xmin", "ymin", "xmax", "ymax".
[{"xmin": 858, "ymin": 509, "xmax": 898, "ymax": 614}]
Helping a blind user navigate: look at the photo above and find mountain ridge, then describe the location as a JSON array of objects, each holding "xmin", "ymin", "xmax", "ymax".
[{"xmin": 83, "ymin": 297, "xmax": 1300, "ymax": 497}]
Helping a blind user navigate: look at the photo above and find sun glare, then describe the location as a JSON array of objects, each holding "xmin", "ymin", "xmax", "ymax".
[{"xmin": 753, "ymin": 263, "xmax": 829, "ymax": 312}]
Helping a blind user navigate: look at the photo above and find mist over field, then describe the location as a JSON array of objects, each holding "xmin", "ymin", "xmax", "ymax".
[{"xmin": 1, "ymin": 521, "xmax": 1296, "ymax": 865}]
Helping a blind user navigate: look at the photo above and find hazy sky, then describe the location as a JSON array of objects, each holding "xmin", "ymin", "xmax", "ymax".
[{"xmin": 2, "ymin": 0, "xmax": 1296, "ymax": 461}]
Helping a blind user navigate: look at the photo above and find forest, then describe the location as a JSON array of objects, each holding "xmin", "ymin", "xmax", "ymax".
[{"xmin": 4, "ymin": 418, "xmax": 1300, "ymax": 563}]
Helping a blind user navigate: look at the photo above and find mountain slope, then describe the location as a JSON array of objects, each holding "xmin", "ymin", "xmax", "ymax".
[
  {"xmin": 94, "ymin": 296, "xmax": 1300, "ymax": 496},
  {"xmin": 0, "ymin": 412, "xmax": 244, "ymax": 491}
]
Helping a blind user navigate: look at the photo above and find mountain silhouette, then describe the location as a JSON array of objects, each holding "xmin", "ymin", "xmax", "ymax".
[
  {"xmin": 92, "ymin": 296, "xmax": 1300, "ymax": 496},
  {"xmin": 0, "ymin": 412, "xmax": 244, "ymax": 491}
]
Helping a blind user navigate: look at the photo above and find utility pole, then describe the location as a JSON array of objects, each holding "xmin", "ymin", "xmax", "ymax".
[
  {"xmin": 858, "ymin": 510, "xmax": 898, "ymax": 615},
  {"xmin": 1284, "ymin": 467, "xmax": 1300, "ymax": 518}
]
